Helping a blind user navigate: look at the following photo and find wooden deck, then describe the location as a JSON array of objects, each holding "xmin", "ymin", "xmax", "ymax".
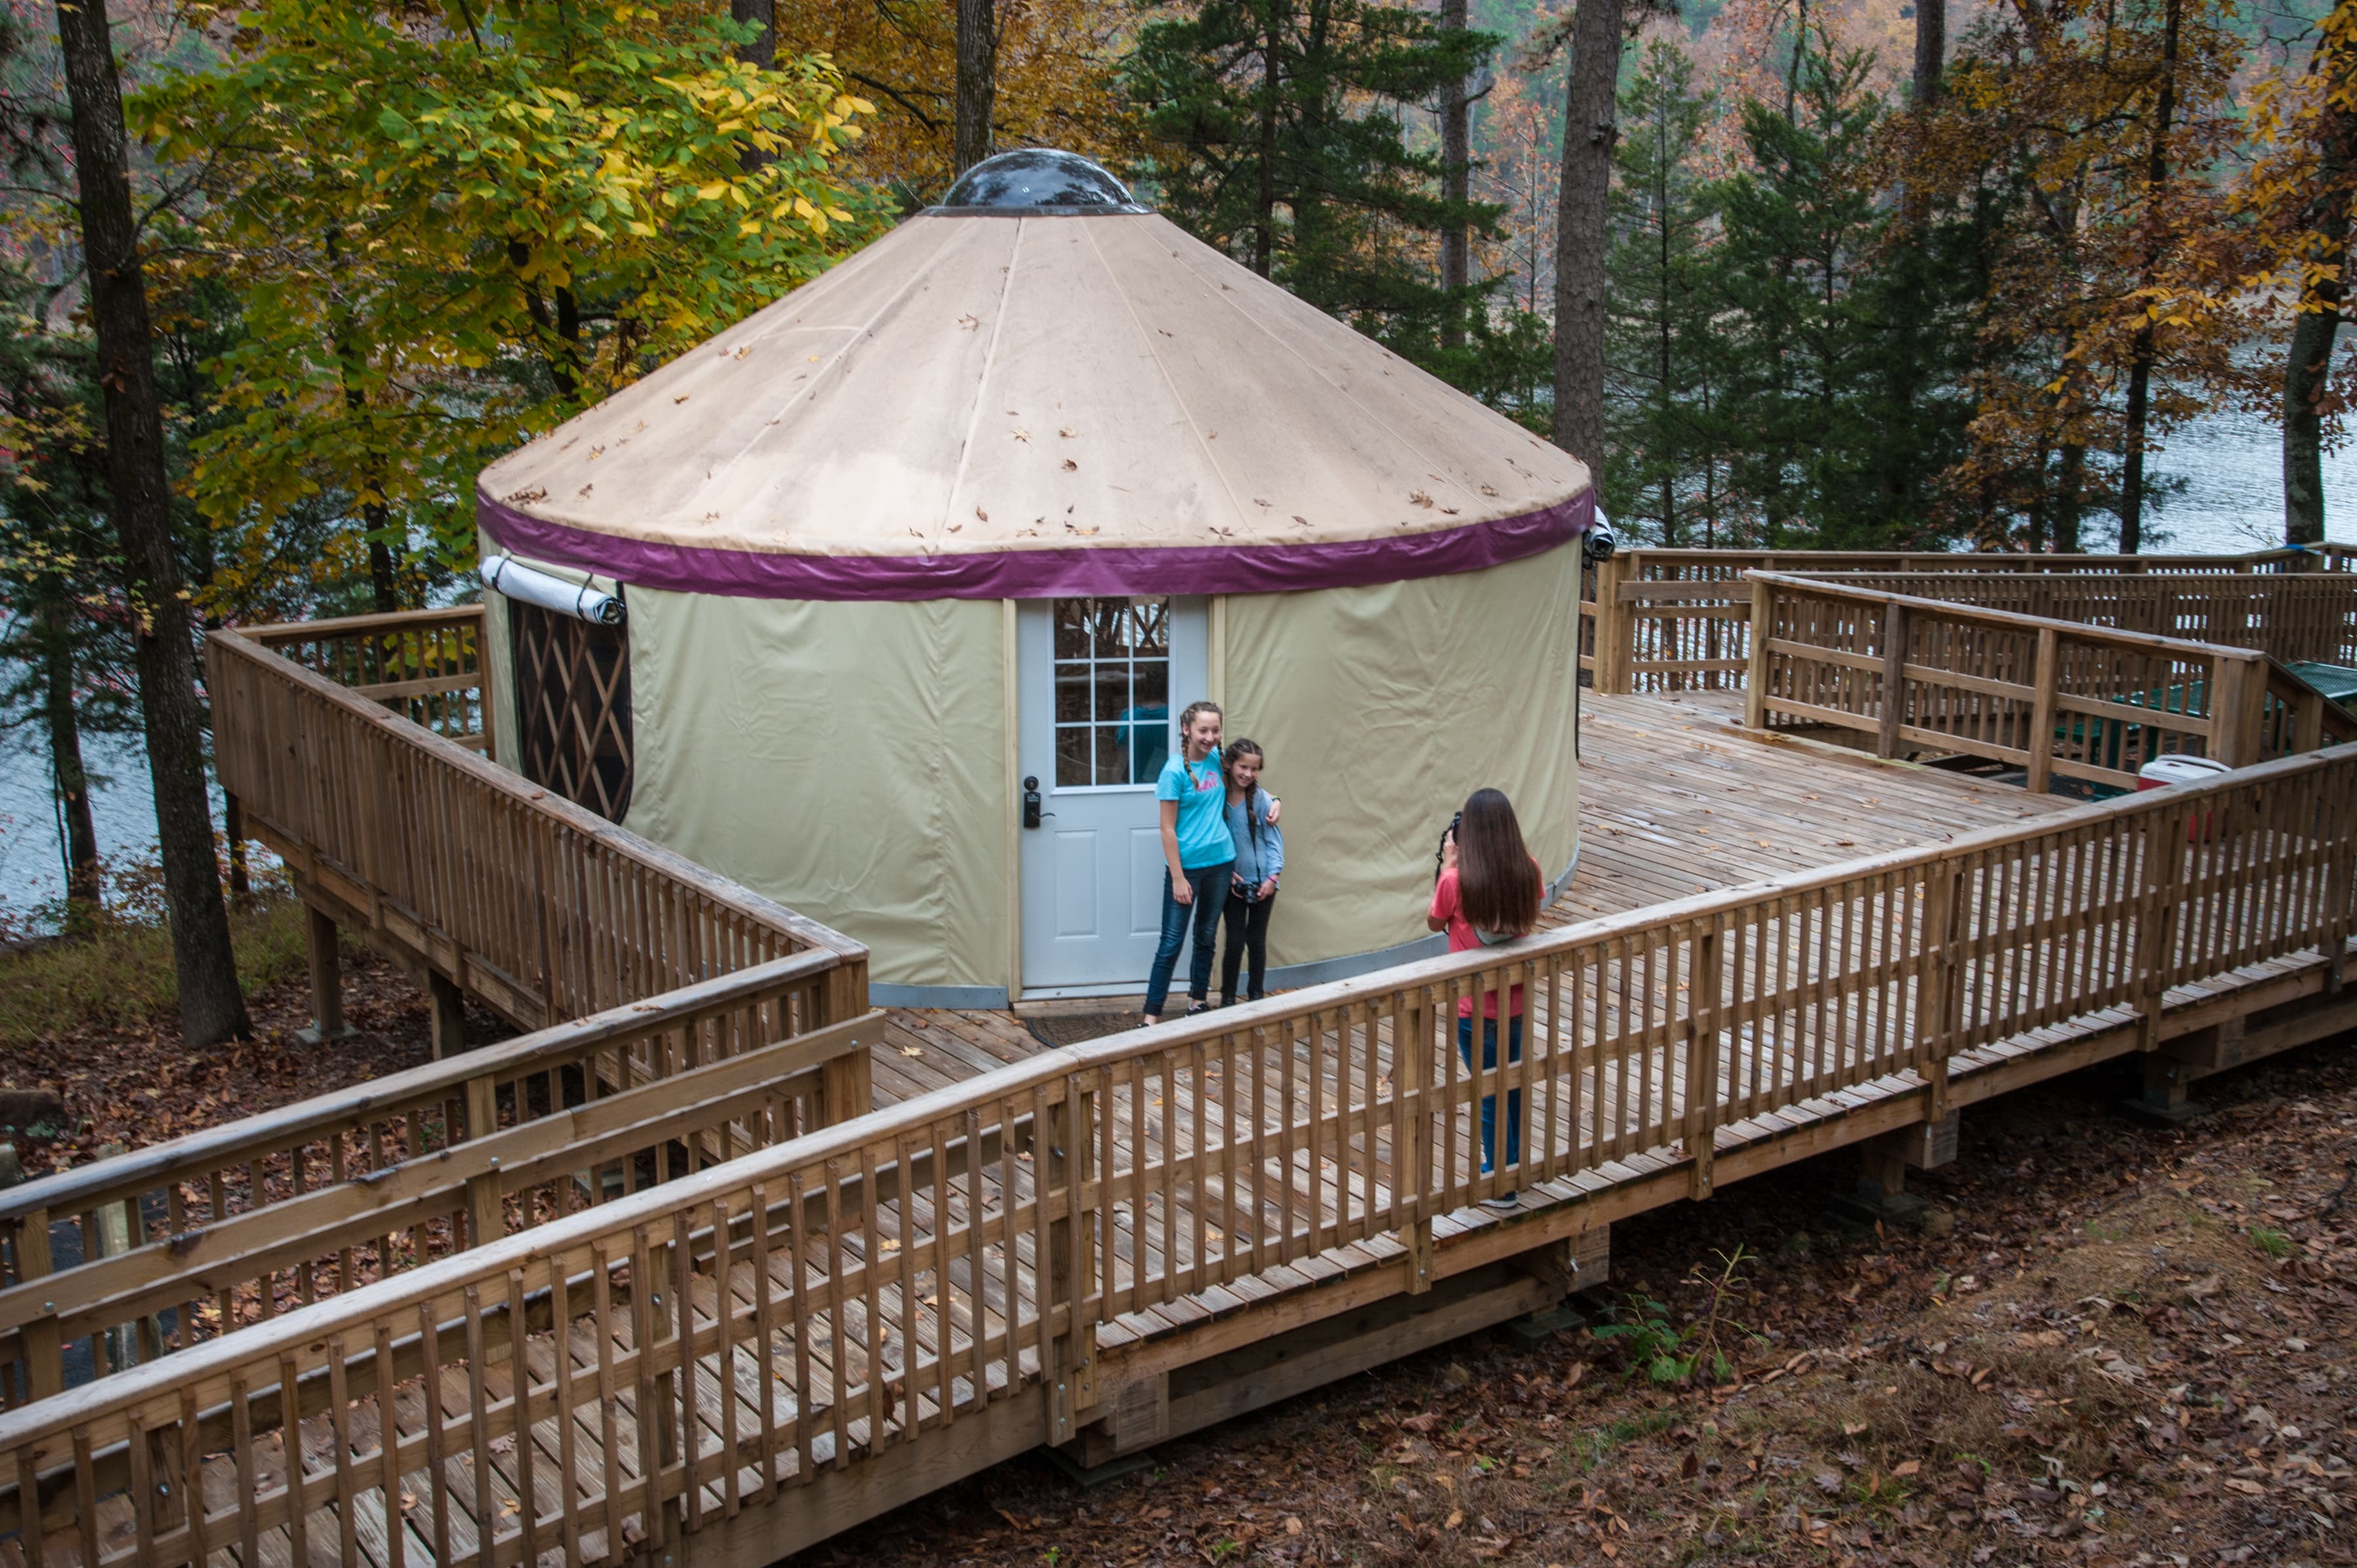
[
  {"xmin": 873, "ymin": 689, "xmax": 2072, "ymax": 1106},
  {"xmin": 9, "ymin": 600, "xmax": 2357, "ymax": 1568}
]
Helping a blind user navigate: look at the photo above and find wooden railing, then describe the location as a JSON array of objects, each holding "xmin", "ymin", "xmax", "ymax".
[
  {"xmin": 208, "ymin": 613, "xmax": 862, "ymax": 1032},
  {"xmin": 0, "ymin": 952, "xmax": 880, "ymax": 1409},
  {"xmin": 1582, "ymin": 544, "xmax": 2357, "ymax": 693},
  {"xmin": 247, "ymin": 608, "xmax": 496, "ymax": 752},
  {"xmin": 7, "ymin": 743, "xmax": 2352, "ymax": 1566},
  {"xmin": 0, "ymin": 612, "xmax": 880, "ymax": 1415},
  {"xmin": 1798, "ymin": 571, "xmax": 2357, "ymax": 669},
  {"xmin": 1744, "ymin": 573, "xmax": 2357, "ymax": 792}
]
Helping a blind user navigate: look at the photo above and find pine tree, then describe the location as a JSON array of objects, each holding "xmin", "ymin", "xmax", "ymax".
[
  {"xmin": 1602, "ymin": 40, "xmax": 1721, "ymax": 545},
  {"xmin": 1127, "ymin": 0, "xmax": 1500, "ymax": 346},
  {"xmin": 1708, "ymin": 43, "xmax": 1972, "ymax": 547}
]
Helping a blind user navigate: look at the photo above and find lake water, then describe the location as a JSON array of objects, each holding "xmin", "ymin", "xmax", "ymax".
[{"xmin": 1, "ymin": 410, "xmax": 2350, "ymax": 929}]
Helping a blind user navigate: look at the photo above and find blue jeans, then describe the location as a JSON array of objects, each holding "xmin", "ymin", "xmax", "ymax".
[
  {"xmin": 1144, "ymin": 861, "xmax": 1233, "ymax": 1016},
  {"xmin": 1457, "ymin": 1014, "xmax": 1526, "ymax": 1175}
]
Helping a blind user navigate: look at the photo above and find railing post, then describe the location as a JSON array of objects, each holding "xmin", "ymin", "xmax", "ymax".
[
  {"xmin": 1046, "ymin": 1078, "xmax": 1097, "ymax": 1444},
  {"xmin": 1876, "ymin": 600, "xmax": 1910, "ymax": 758},
  {"xmin": 471, "ymin": 606, "xmax": 500, "ymax": 764},
  {"xmin": 464, "ymin": 1075, "xmax": 503, "ymax": 1246},
  {"xmin": 815, "ymin": 958, "xmax": 873, "ymax": 1127},
  {"xmin": 1396, "ymin": 985, "xmax": 1434, "ymax": 1294},
  {"xmin": 11, "ymin": 1208, "xmax": 61, "ymax": 1402},
  {"xmin": 2132, "ymin": 796, "xmax": 2191, "ymax": 1053},
  {"xmin": 2025, "ymin": 625, "xmax": 2060, "ymax": 797},
  {"xmin": 2296, "ymin": 687, "xmax": 2327, "ymax": 756},
  {"xmin": 2325, "ymin": 767, "xmax": 2357, "ymax": 994},
  {"xmin": 1917, "ymin": 858, "xmax": 1967, "ymax": 1123},
  {"xmin": 1592, "ymin": 552, "xmax": 1635, "ymax": 694},
  {"xmin": 1683, "ymin": 921, "xmax": 1722, "ymax": 1201},
  {"xmin": 1744, "ymin": 577, "xmax": 1772, "ymax": 729},
  {"xmin": 2210, "ymin": 654, "xmax": 2267, "ymax": 769}
]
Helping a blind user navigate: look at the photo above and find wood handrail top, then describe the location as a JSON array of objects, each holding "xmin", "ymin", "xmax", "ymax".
[
  {"xmin": 208, "ymin": 627, "xmax": 864, "ymax": 962},
  {"xmin": 240, "ymin": 605, "xmax": 486, "ymax": 644},
  {"xmin": 10, "ymin": 739, "xmax": 2352, "ymax": 1453},
  {"xmin": 1780, "ymin": 569, "xmax": 2357, "ymax": 588},
  {"xmin": 1596, "ymin": 545, "xmax": 2352, "ymax": 567},
  {"xmin": 1746, "ymin": 571, "xmax": 2276, "ymax": 662},
  {"xmin": 0, "ymin": 948, "xmax": 845, "ymax": 1227}
]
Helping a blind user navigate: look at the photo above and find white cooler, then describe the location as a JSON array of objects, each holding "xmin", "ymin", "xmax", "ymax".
[{"xmin": 2137, "ymin": 754, "xmax": 2233, "ymax": 791}]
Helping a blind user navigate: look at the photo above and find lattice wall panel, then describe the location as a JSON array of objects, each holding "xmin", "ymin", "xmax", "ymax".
[{"xmin": 510, "ymin": 600, "xmax": 634, "ymax": 822}]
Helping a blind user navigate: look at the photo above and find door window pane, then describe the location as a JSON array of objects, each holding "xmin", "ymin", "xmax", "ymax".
[{"xmin": 1052, "ymin": 596, "xmax": 1174, "ymax": 787}]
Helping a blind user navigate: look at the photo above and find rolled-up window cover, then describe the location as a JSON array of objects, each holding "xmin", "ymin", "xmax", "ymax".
[{"xmin": 480, "ymin": 555, "xmax": 624, "ymax": 626}]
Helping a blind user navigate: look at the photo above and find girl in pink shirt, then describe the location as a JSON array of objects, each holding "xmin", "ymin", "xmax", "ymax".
[{"xmin": 1427, "ymin": 788, "xmax": 1543, "ymax": 1209}]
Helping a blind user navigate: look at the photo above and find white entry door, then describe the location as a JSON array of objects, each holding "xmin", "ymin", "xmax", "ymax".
[{"xmin": 1017, "ymin": 596, "xmax": 1209, "ymax": 994}]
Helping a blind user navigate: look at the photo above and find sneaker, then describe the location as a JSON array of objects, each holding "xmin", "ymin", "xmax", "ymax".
[
  {"xmin": 1185, "ymin": 999, "xmax": 1213, "ymax": 1016},
  {"xmin": 1480, "ymin": 1192, "xmax": 1520, "ymax": 1211}
]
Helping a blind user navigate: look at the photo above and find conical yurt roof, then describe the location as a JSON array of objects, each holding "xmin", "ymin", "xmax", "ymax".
[{"xmin": 477, "ymin": 151, "xmax": 1596, "ymax": 600}]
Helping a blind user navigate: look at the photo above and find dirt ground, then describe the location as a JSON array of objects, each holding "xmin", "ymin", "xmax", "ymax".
[
  {"xmin": 3, "ymin": 941, "xmax": 486, "ymax": 1180},
  {"xmin": 8, "ymin": 955, "xmax": 2354, "ymax": 1567}
]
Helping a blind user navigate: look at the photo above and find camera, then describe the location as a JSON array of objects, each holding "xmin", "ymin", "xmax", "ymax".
[
  {"xmin": 1582, "ymin": 514, "xmax": 1618, "ymax": 564},
  {"xmin": 1434, "ymin": 810, "xmax": 1461, "ymax": 881}
]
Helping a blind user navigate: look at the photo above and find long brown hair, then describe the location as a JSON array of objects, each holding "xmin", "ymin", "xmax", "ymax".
[{"xmin": 1456, "ymin": 788, "xmax": 1541, "ymax": 938}]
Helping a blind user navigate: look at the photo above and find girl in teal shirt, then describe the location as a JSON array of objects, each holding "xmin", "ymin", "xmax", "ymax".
[{"xmin": 1143, "ymin": 702, "xmax": 1232, "ymax": 1024}]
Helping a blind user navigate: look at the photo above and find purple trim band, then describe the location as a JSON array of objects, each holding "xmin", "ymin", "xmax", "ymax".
[{"xmin": 475, "ymin": 488, "xmax": 1595, "ymax": 602}]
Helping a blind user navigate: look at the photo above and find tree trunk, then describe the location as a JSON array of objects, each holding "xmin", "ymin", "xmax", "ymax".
[
  {"xmin": 954, "ymin": 0, "xmax": 997, "ymax": 176},
  {"xmin": 2116, "ymin": 0, "xmax": 2182, "ymax": 555},
  {"xmin": 1438, "ymin": 0, "xmax": 1470, "ymax": 350},
  {"xmin": 1911, "ymin": 0, "xmax": 1945, "ymax": 107},
  {"xmin": 1784, "ymin": 0, "xmax": 1808, "ymax": 122},
  {"xmin": 1552, "ymin": 0, "xmax": 1624, "ymax": 464},
  {"xmin": 731, "ymin": 0, "xmax": 776, "ymax": 172},
  {"xmin": 2284, "ymin": 20, "xmax": 2357, "ymax": 548},
  {"xmin": 43, "ymin": 604, "xmax": 100, "ymax": 924},
  {"xmin": 730, "ymin": 0, "xmax": 773, "ymax": 65},
  {"xmin": 1254, "ymin": 0, "xmax": 1281, "ymax": 277},
  {"xmin": 2055, "ymin": 441, "xmax": 2085, "ymax": 554},
  {"xmin": 54, "ymin": 0, "xmax": 249, "ymax": 1042},
  {"xmin": 324, "ymin": 227, "xmax": 401, "ymax": 613}
]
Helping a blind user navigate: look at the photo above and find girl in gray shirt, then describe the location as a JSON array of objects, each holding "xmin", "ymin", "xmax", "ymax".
[{"xmin": 1218, "ymin": 739, "xmax": 1285, "ymax": 1006}]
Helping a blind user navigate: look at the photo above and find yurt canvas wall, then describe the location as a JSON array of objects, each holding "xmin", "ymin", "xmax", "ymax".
[
  {"xmin": 623, "ymin": 589, "xmax": 1012, "ymax": 1001},
  {"xmin": 1224, "ymin": 542, "xmax": 1583, "ymax": 979},
  {"xmin": 477, "ymin": 537, "xmax": 1583, "ymax": 1003}
]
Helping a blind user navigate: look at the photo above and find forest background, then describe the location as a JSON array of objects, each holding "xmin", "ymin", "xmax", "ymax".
[{"xmin": 0, "ymin": 0, "xmax": 2350, "ymax": 1032}]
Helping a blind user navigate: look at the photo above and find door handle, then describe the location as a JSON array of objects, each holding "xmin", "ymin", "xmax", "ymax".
[{"xmin": 1023, "ymin": 776, "xmax": 1051, "ymax": 829}]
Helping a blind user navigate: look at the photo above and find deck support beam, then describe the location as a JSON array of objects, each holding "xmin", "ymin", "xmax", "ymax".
[
  {"xmin": 1836, "ymin": 1126, "xmax": 1935, "ymax": 1228},
  {"xmin": 297, "ymin": 905, "xmax": 356, "ymax": 1047},
  {"xmin": 2127, "ymin": 1051, "xmax": 2208, "ymax": 1125},
  {"xmin": 428, "ymin": 972, "xmax": 467, "ymax": 1059}
]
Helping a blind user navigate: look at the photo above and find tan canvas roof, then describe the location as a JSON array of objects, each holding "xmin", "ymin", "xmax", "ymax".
[{"xmin": 477, "ymin": 210, "xmax": 1596, "ymax": 599}]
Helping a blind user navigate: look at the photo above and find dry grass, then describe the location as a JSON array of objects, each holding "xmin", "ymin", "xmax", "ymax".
[{"xmin": 0, "ymin": 896, "xmax": 314, "ymax": 1048}]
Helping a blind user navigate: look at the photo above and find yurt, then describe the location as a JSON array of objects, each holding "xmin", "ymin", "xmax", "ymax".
[{"xmin": 475, "ymin": 150, "xmax": 1599, "ymax": 1006}]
